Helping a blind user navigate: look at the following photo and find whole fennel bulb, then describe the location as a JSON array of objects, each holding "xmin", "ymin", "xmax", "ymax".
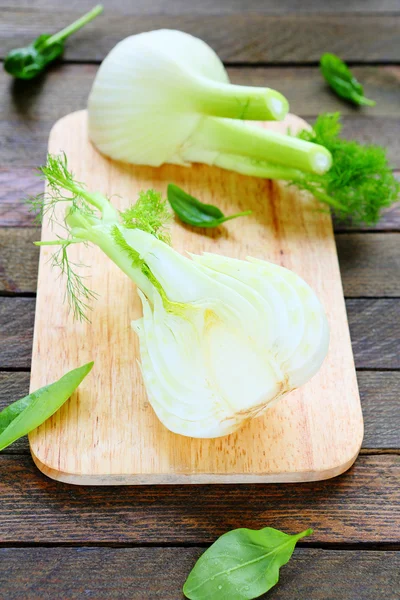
[
  {"xmin": 88, "ymin": 29, "xmax": 332, "ymax": 176},
  {"xmin": 35, "ymin": 155, "xmax": 330, "ymax": 439}
]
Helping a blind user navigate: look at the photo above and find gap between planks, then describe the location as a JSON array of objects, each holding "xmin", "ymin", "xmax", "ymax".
[{"xmin": 0, "ymin": 541, "xmax": 398, "ymax": 550}]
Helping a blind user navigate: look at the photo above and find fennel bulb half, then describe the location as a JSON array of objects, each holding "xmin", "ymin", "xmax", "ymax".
[
  {"xmin": 88, "ymin": 29, "xmax": 332, "ymax": 176},
  {"xmin": 36, "ymin": 155, "xmax": 330, "ymax": 439}
]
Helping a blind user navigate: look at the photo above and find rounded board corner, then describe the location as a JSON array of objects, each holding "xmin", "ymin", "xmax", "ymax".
[{"xmin": 48, "ymin": 110, "xmax": 88, "ymax": 148}]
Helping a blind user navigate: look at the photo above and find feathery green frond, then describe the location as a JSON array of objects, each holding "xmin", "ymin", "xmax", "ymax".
[
  {"xmin": 26, "ymin": 153, "xmax": 97, "ymax": 228},
  {"xmin": 30, "ymin": 155, "xmax": 179, "ymax": 320},
  {"xmin": 50, "ymin": 242, "xmax": 98, "ymax": 322},
  {"xmin": 295, "ymin": 113, "xmax": 399, "ymax": 224},
  {"xmin": 120, "ymin": 189, "xmax": 171, "ymax": 244}
]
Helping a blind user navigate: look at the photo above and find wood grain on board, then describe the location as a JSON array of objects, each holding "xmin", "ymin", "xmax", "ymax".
[
  {"xmin": 0, "ymin": 547, "xmax": 398, "ymax": 600},
  {"xmin": 28, "ymin": 110, "xmax": 362, "ymax": 484},
  {"xmin": 0, "ymin": 454, "xmax": 398, "ymax": 544}
]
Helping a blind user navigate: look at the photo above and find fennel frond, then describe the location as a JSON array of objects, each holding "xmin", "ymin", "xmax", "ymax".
[
  {"xmin": 30, "ymin": 154, "xmax": 173, "ymax": 321},
  {"xmin": 120, "ymin": 189, "xmax": 171, "ymax": 244},
  {"xmin": 50, "ymin": 243, "xmax": 98, "ymax": 323},
  {"xmin": 294, "ymin": 113, "xmax": 399, "ymax": 224}
]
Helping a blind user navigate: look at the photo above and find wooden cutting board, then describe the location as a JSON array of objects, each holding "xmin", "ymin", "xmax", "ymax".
[{"xmin": 29, "ymin": 110, "xmax": 363, "ymax": 485}]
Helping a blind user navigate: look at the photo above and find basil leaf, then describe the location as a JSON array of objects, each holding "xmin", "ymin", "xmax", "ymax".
[
  {"xmin": 167, "ymin": 184, "xmax": 251, "ymax": 228},
  {"xmin": 183, "ymin": 526, "xmax": 312, "ymax": 600},
  {"xmin": 4, "ymin": 5, "xmax": 103, "ymax": 80},
  {"xmin": 320, "ymin": 53, "xmax": 376, "ymax": 107},
  {"xmin": 4, "ymin": 36, "xmax": 64, "ymax": 81},
  {"xmin": 0, "ymin": 362, "xmax": 93, "ymax": 451}
]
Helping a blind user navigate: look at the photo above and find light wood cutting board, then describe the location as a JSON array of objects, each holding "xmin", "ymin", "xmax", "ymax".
[{"xmin": 29, "ymin": 110, "xmax": 363, "ymax": 485}]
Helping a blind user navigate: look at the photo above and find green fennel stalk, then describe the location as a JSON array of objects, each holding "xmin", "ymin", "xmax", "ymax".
[
  {"xmin": 190, "ymin": 79, "xmax": 289, "ymax": 121},
  {"xmin": 191, "ymin": 113, "xmax": 398, "ymax": 225},
  {"xmin": 30, "ymin": 154, "xmax": 169, "ymax": 319},
  {"xmin": 184, "ymin": 117, "xmax": 332, "ymax": 175}
]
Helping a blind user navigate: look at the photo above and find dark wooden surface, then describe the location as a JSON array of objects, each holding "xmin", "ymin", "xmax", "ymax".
[
  {"xmin": 1, "ymin": 6, "xmax": 400, "ymax": 63},
  {"xmin": 0, "ymin": 548, "xmax": 399, "ymax": 600},
  {"xmin": 0, "ymin": 454, "xmax": 399, "ymax": 545},
  {"xmin": 0, "ymin": 1, "xmax": 399, "ymax": 598}
]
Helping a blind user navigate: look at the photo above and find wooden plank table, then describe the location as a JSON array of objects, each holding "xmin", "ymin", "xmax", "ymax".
[{"xmin": 0, "ymin": 1, "xmax": 399, "ymax": 597}]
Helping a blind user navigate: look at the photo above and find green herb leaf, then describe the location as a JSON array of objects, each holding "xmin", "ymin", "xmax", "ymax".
[
  {"xmin": 167, "ymin": 184, "xmax": 251, "ymax": 228},
  {"xmin": 295, "ymin": 112, "xmax": 399, "ymax": 225},
  {"xmin": 183, "ymin": 526, "xmax": 312, "ymax": 600},
  {"xmin": 0, "ymin": 362, "xmax": 94, "ymax": 451},
  {"xmin": 4, "ymin": 5, "xmax": 103, "ymax": 80},
  {"xmin": 320, "ymin": 53, "xmax": 376, "ymax": 107},
  {"xmin": 4, "ymin": 35, "xmax": 64, "ymax": 81}
]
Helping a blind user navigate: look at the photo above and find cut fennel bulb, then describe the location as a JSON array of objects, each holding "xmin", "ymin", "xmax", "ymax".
[
  {"xmin": 88, "ymin": 29, "xmax": 331, "ymax": 176},
  {"xmin": 35, "ymin": 155, "xmax": 329, "ymax": 439},
  {"xmin": 132, "ymin": 246, "xmax": 329, "ymax": 438}
]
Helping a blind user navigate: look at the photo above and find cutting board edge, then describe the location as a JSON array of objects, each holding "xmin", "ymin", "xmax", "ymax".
[
  {"xmin": 48, "ymin": 109, "xmax": 87, "ymax": 144},
  {"xmin": 30, "ymin": 439, "xmax": 362, "ymax": 486}
]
